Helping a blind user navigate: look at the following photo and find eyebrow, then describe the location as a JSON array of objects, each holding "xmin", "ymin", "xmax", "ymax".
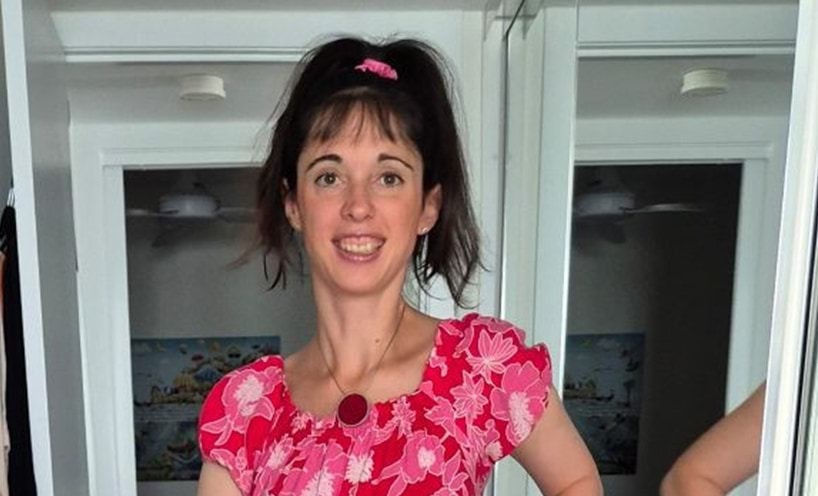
[
  {"xmin": 304, "ymin": 153, "xmax": 416, "ymax": 172},
  {"xmin": 378, "ymin": 153, "xmax": 416, "ymax": 171},
  {"xmin": 305, "ymin": 154, "xmax": 341, "ymax": 171}
]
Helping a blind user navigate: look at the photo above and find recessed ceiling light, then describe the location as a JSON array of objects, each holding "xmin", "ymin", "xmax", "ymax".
[{"xmin": 179, "ymin": 74, "xmax": 226, "ymax": 101}]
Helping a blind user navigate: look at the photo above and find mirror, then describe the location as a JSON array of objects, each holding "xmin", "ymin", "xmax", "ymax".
[
  {"xmin": 497, "ymin": 3, "xmax": 580, "ymax": 493},
  {"xmin": 59, "ymin": 4, "xmax": 496, "ymax": 496},
  {"xmin": 33, "ymin": 0, "xmax": 810, "ymax": 495},
  {"xmin": 502, "ymin": 0, "xmax": 797, "ymax": 495}
]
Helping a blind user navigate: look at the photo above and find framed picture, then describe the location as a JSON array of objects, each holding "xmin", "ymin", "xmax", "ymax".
[
  {"xmin": 131, "ymin": 336, "xmax": 281, "ymax": 481},
  {"xmin": 563, "ymin": 333, "xmax": 645, "ymax": 475}
]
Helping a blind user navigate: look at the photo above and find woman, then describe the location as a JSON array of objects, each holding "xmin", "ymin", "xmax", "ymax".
[{"xmin": 197, "ymin": 37, "xmax": 600, "ymax": 496}]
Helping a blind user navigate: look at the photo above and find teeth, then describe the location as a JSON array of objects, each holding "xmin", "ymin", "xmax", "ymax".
[{"xmin": 339, "ymin": 240, "xmax": 381, "ymax": 255}]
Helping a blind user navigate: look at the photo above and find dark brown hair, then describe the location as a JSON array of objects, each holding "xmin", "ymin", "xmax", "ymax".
[{"xmin": 257, "ymin": 36, "xmax": 481, "ymax": 307}]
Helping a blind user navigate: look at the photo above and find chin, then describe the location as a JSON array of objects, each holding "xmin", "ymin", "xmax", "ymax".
[{"xmin": 323, "ymin": 268, "xmax": 407, "ymax": 298}]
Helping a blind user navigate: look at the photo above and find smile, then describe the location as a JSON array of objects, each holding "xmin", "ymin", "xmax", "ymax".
[{"xmin": 335, "ymin": 236, "xmax": 385, "ymax": 257}]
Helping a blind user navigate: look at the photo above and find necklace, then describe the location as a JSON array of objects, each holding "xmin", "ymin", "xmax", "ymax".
[{"xmin": 317, "ymin": 303, "xmax": 406, "ymax": 428}]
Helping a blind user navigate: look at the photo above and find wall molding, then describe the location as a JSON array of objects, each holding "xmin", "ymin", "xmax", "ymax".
[
  {"xmin": 64, "ymin": 46, "xmax": 304, "ymax": 64},
  {"xmin": 578, "ymin": 40, "xmax": 795, "ymax": 59},
  {"xmin": 575, "ymin": 141, "xmax": 773, "ymax": 163},
  {"xmin": 101, "ymin": 145, "xmax": 257, "ymax": 168}
]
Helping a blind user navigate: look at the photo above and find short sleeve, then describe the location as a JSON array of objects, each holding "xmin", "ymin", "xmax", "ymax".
[
  {"xmin": 197, "ymin": 356, "xmax": 283, "ymax": 494},
  {"xmin": 460, "ymin": 316, "xmax": 552, "ymax": 461}
]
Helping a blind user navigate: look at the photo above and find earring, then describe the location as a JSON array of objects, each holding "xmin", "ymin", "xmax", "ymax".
[{"xmin": 419, "ymin": 226, "xmax": 430, "ymax": 235}]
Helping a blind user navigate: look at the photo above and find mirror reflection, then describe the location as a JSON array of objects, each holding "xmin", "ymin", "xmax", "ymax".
[
  {"xmin": 502, "ymin": 0, "xmax": 797, "ymax": 494},
  {"xmin": 6, "ymin": 0, "xmax": 805, "ymax": 495},
  {"xmin": 516, "ymin": 2, "xmax": 793, "ymax": 496}
]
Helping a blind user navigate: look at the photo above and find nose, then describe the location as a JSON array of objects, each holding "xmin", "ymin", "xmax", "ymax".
[{"xmin": 341, "ymin": 182, "xmax": 374, "ymax": 221}]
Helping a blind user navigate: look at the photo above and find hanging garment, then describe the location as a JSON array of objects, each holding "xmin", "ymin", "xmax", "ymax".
[
  {"xmin": 0, "ymin": 252, "xmax": 8, "ymax": 496},
  {"xmin": 0, "ymin": 206, "xmax": 37, "ymax": 495}
]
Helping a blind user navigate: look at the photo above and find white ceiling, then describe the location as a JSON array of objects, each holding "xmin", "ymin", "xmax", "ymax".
[
  {"xmin": 576, "ymin": 54, "xmax": 794, "ymax": 119},
  {"xmin": 50, "ymin": 0, "xmax": 797, "ymax": 11},
  {"xmin": 67, "ymin": 52, "xmax": 794, "ymax": 125},
  {"xmin": 66, "ymin": 62, "xmax": 294, "ymax": 123},
  {"xmin": 580, "ymin": 0, "xmax": 793, "ymax": 3},
  {"xmin": 50, "ymin": 0, "xmax": 491, "ymax": 12}
]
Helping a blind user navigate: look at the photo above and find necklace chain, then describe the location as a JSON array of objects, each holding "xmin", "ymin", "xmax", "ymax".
[{"xmin": 317, "ymin": 302, "xmax": 407, "ymax": 398}]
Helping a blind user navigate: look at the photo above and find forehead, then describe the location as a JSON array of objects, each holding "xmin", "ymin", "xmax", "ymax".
[{"xmin": 300, "ymin": 110, "xmax": 420, "ymax": 159}]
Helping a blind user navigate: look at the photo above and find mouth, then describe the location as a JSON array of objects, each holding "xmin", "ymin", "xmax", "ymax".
[{"xmin": 334, "ymin": 236, "xmax": 385, "ymax": 258}]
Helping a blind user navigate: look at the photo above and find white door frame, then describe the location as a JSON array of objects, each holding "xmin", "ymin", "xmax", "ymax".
[
  {"xmin": 566, "ymin": 145, "xmax": 775, "ymax": 496},
  {"xmin": 759, "ymin": 0, "xmax": 818, "ymax": 493},
  {"xmin": 573, "ymin": 144, "xmax": 775, "ymax": 413},
  {"xmin": 94, "ymin": 146, "xmax": 255, "ymax": 496}
]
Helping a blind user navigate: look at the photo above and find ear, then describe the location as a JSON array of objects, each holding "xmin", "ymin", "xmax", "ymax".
[
  {"xmin": 282, "ymin": 181, "xmax": 302, "ymax": 232},
  {"xmin": 418, "ymin": 184, "xmax": 442, "ymax": 235}
]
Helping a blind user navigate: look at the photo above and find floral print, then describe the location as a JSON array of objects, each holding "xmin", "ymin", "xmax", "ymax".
[{"xmin": 198, "ymin": 314, "xmax": 551, "ymax": 496}]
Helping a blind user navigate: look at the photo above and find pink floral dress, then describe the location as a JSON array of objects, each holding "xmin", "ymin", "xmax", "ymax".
[{"xmin": 198, "ymin": 313, "xmax": 552, "ymax": 496}]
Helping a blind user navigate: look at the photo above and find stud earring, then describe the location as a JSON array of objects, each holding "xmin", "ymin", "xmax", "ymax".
[{"xmin": 419, "ymin": 226, "xmax": 430, "ymax": 235}]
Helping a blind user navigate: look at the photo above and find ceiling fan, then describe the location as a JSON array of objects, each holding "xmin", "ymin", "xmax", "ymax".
[
  {"xmin": 572, "ymin": 167, "xmax": 707, "ymax": 244},
  {"xmin": 126, "ymin": 171, "xmax": 255, "ymax": 224},
  {"xmin": 573, "ymin": 168, "xmax": 706, "ymax": 221}
]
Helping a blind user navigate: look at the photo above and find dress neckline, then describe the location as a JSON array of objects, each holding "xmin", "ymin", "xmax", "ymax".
[{"xmin": 276, "ymin": 317, "xmax": 451, "ymax": 427}]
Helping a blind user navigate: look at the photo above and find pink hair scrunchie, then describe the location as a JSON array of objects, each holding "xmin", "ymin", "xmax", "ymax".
[{"xmin": 354, "ymin": 58, "xmax": 398, "ymax": 80}]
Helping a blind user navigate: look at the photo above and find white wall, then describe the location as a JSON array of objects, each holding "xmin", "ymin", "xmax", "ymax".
[
  {"xmin": 0, "ymin": 28, "xmax": 10, "ymax": 202},
  {"xmin": 124, "ymin": 169, "xmax": 315, "ymax": 354}
]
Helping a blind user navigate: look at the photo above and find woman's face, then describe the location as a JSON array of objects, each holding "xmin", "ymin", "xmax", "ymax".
[{"xmin": 284, "ymin": 114, "xmax": 441, "ymax": 298}]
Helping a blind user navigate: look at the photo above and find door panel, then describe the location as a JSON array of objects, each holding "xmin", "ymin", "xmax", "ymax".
[
  {"xmin": 1, "ymin": 0, "xmax": 87, "ymax": 494},
  {"xmin": 496, "ymin": 0, "xmax": 579, "ymax": 494}
]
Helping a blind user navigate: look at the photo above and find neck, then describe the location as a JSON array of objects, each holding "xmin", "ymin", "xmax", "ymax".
[{"xmin": 310, "ymin": 282, "xmax": 408, "ymax": 383}]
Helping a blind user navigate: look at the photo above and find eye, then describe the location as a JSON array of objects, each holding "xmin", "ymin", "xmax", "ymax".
[
  {"xmin": 315, "ymin": 171, "xmax": 339, "ymax": 187},
  {"xmin": 380, "ymin": 172, "xmax": 404, "ymax": 187}
]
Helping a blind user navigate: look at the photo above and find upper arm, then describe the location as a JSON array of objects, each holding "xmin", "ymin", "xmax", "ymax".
[
  {"xmin": 197, "ymin": 462, "xmax": 243, "ymax": 496},
  {"xmin": 197, "ymin": 360, "xmax": 281, "ymax": 495},
  {"xmin": 662, "ymin": 383, "xmax": 765, "ymax": 496},
  {"xmin": 512, "ymin": 385, "xmax": 602, "ymax": 496}
]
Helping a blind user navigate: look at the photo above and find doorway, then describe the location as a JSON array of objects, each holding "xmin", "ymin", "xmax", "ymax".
[
  {"xmin": 564, "ymin": 163, "xmax": 742, "ymax": 495},
  {"xmin": 122, "ymin": 166, "xmax": 315, "ymax": 496}
]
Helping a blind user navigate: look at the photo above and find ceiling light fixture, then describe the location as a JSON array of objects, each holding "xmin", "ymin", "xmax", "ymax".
[
  {"xmin": 179, "ymin": 74, "xmax": 226, "ymax": 101},
  {"xmin": 680, "ymin": 68, "xmax": 729, "ymax": 97}
]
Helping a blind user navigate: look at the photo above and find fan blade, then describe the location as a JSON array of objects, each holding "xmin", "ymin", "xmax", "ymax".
[
  {"xmin": 623, "ymin": 203, "xmax": 706, "ymax": 215},
  {"xmin": 218, "ymin": 207, "xmax": 255, "ymax": 223},
  {"xmin": 126, "ymin": 208, "xmax": 165, "ymax": 218}
]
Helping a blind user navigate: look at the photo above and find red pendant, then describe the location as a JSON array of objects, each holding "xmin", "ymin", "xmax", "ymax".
[{"xmin": 337, "ymin": 393, "xmax": 369, "ymax": 427}]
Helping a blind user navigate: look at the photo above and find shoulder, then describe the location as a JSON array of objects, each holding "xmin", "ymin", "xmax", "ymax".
[
  {"xmin": 436, "ymin": 313, "xmax": 551, "ymax": 377},
  {"xmin": 430, "ymin": 314, "xmax": 553, "ymax": 460},
  {"xmin": 197, "ymin": 355, "xmax": 288, "ymax": 493},
  {"xmin": 202, "ymin": 355, "xmax": 286, "ymax": 413},
  {"xmin": 431, "ymin": 313, "xmax": 552, "ymax": 399},
  {"xmin": 439, "ymin": 313, "xmax": 529, "ymax": 344},
  {"xmin": 198, "ymin": 354, "xmax": 286, "ymax": 452}
]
